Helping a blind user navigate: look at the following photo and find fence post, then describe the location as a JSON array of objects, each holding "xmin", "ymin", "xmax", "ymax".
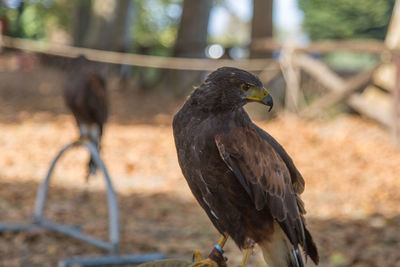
[
  {"xmin": 280, "ymin": 46, "xmax": 300, "ymax": 113},
  {"xmin": 0, "ymin": 22, "xmax": 3, "ymax": 53},
  {"xmin": 392, "ymin": 55, "xmax": 400, "ymax": 145}
]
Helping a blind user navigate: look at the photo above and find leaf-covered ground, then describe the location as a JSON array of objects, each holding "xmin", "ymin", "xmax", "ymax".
[{"xmin": 0, "ymin": 63, "xmax": 399, "ymax": 266}]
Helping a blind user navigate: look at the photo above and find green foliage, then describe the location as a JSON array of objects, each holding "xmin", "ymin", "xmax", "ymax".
[
  {"xmin": 323, "ymin": 51, "xmax": 379, "ymax": 72},
  {"xmin": 20, "ymin": 5, "xmax": 47, "ymax": 38},
  {"xmin": 299, "ymin": 0, "xmax": 395, "ymax": 40},
  {"xmin": 3, "ymin": 0, "xmax": 74, "ymax": 40},
  {"xmin": 1, "ymin": 0, "xmax": 181, "ymax": 54},
  {"xmin": 133, "ymin": 0, "xmax": 182, "ymax": 55},
  {"xmin": 4, "ymin": 8, "xmax": 21, "ymax": 37}
]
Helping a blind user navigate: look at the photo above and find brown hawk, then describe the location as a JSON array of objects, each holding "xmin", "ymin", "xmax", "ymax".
[
  {"xmin": 64, "ymin": 56, "xmax": 108, "ymax": 179},
  {"xmin": 173, "ymin": 67, "xmax": 318, "ymax": 267}
]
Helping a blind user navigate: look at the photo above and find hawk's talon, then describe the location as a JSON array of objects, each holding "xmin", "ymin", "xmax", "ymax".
[
  {"xmin": 189, "ymin": 258, "xmax": 219, "ymax": 267},
  {"xmin": 238, "ymin": 248, "xmax": 252, "ymax": 267},
  {"xmin": 192, "ymin": 250, "xmax": 202, "ymax": 262}
]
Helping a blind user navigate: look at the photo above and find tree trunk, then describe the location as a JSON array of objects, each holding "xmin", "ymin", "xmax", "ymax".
[
  {"xmin": 83, "ymin": 0, "xmax": 131, "ymax": 51},
  {"xmin": 16, "ymin": 2, "xmax": 25, "ymax": 37},
  {"xmin": 249, "ymin": 0, "xmax": 278, "ymax": 114},
  {"xmin": 73, "ymin": 0, "xmax": 133, "ymax": 86},
  {"xmin": 161, "ymin": 0, "xmax": 213, "ymax": 95},
  {"xmin": 174, "ymin": 0, "xmax": 212, "ymax": 58},
  {"xmin": 101, "ymin": 0, "xmax": 132, "ymax": 52},
  {"xmin": 72, "ymin": 0, "xmax": 92, "ymax": 47},
  {"xmin": 250, "ymin": 0, "xmax": 273, "ymax": 58}
]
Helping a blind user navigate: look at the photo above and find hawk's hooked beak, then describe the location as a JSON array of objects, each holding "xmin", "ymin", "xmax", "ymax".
[{"xmin": 245, "ymin": 87, "xmax": 274, "ymax": 112}]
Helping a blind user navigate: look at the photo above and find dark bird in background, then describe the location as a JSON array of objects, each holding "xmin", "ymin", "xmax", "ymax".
[
  {"xmin": 173, "ymin": 67, "xmax": 318, "ymax": 267},
  {"xmin": 64, "ymin": 55, "xmax": 108, "ymax": 180}
]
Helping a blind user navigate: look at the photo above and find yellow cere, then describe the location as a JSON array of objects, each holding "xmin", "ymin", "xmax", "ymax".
[{"xmin": 245, "ymin": 87, "xmax": 269, "ymax": 101}]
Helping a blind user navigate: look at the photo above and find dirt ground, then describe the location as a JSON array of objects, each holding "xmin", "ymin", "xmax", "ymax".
[{"xmin": 0, "ymin": 59, "xmax": 399, "ymax": 266}]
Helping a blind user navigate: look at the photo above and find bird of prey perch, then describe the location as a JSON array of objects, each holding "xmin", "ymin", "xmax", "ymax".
[
  {"xmin": 64, "ymin": 56, "xmax": 108, "ymax": 180},
  {"xmin": 173, "ymin": 67, "xmax": 318, "ymax": 267}
]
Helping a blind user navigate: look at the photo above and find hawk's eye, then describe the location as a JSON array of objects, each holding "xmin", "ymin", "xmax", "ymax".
[{"xmin": 242, "ymin": 84, "xmax": 251, "ymax": 91}]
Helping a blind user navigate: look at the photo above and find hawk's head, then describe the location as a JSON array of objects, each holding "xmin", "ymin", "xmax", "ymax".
[{"xmin": 201, "ymin": 67, "xmax": 273, "ymax": 112}]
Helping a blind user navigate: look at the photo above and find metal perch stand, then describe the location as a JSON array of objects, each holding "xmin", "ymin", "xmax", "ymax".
[{"xmin": 0, "ymin": 140, "xmax": 165, "ymax": 266}]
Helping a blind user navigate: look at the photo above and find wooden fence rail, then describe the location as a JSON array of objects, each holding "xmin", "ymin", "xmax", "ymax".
[{"xmin": 252, "ymin": 37, "xmax": 395, "ymax": 55}]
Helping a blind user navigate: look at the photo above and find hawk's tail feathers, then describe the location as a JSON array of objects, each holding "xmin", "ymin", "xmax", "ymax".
[
  {"xmin": 304, "ymin": 227, "xmax": 319, "ymax": 265},
  {"xmin": 259, "ymin": 223, "xmax": 304, "ymax": 267}
]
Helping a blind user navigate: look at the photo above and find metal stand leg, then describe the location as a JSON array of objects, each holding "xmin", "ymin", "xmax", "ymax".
[{"xmin": 0, "ymin": 141, "xmax": 165, "ymax": 266}]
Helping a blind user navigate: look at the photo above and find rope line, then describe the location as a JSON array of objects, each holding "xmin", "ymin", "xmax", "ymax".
[{"xmin": 0, "ymin": 36, "xmax": 279, "ymax": 72}]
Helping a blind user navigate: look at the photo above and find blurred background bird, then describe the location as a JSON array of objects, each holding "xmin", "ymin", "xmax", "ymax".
[{"xmin": 63, "ymin": 55, "xmax": 108, "ymax": 181}]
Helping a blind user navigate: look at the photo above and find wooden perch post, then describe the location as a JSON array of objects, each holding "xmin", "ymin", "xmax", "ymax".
[
  {"xmin": 386, "ymin": 0, "xmax": 400, "ymax": 144},
  {"xmin": 280, "ymin": 47, "xmax": 301, "ymax": 113},
  {"xmin": 392, "ymin": 56, "xmax": 400, "ymax": 145},
  {"xmin": 0, "ymin": 23, "xmax": 2, "ymax": 53}
]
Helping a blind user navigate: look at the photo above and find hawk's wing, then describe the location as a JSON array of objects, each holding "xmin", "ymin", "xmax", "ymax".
[
  {"xmin": 251, "ymin": 123, "xmax": 305, "ymax": 194},
  {"xmin": 215, "ymin": 126, "xmax": 306, "ymax": 247}
]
